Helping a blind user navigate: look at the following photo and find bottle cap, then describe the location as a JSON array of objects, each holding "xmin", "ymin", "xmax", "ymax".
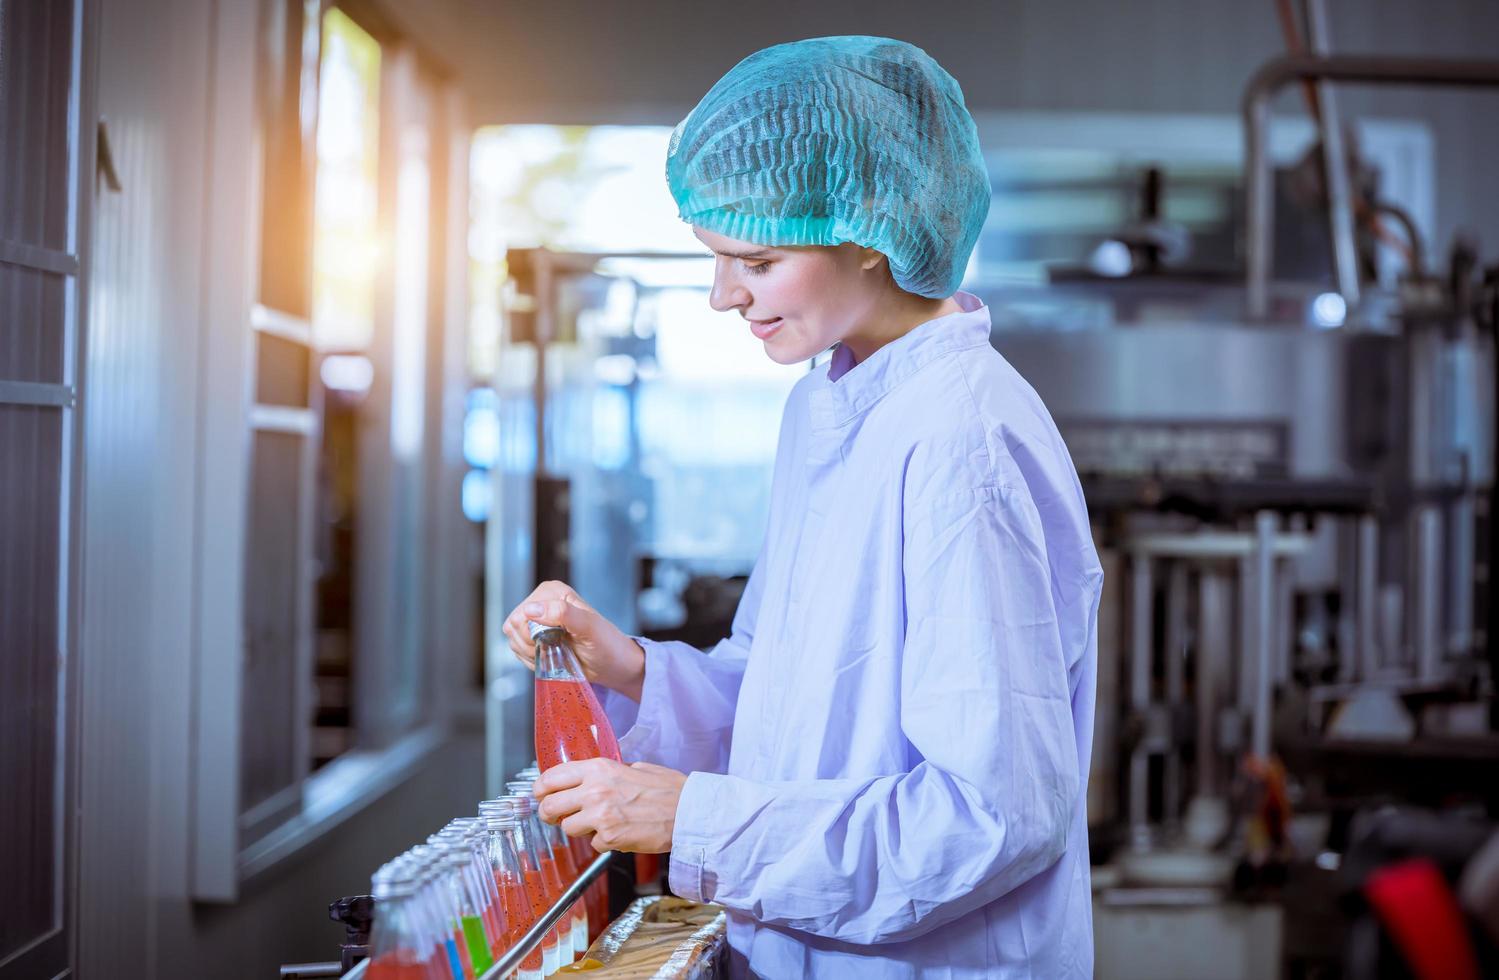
[
  {"xmin": 528, "ymin": 620, "xmax": 563, "ymax": 642},
  {"xmin": 479, "ymin": 799, "xmax": 518, "ymax": 829}
]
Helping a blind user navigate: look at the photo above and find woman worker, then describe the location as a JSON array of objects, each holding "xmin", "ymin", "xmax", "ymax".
[{"xmin": 505, "ymin": 35, "xmax": 1102, "ymax": 978}]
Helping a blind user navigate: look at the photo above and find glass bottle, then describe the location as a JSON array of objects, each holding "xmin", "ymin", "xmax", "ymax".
[
  {"xmin": 428, "ymin": 833, "xmax": 496, "ymax": 976},
  {"xmin": 367, "ymin": 863, "xmax": 445, "ymax": 980},
  {"xmin": 445, "ymin": 819, "xmax": 507, "ymax": 961},
  {"xmin": 486, "ymin": 798, "xmax": 566, "ymax": 974},
  {"xmin": 500, "ymin": 793, "xmax": 578, "ymax": 969},
  {"xmin": 407, "ymin": 845, "xmax": 468, "ymax": 980},
  {"xmin": 529, "ymin": 621, "xmax": 622, "ymax": 769},
  {"xmin": 396, "ymin": 855, "xmax": 456, "ymax": 980},
  {"xmin": 478, "ymin": 802, "xmax": 544, "ymax": 980},
  {"xmin": 520, "ymin": 764, "xmax": 608, "ymax": 943},
  {"xmin": 506, "ymin": 779, "xmax": 588, "ymax": 957}
]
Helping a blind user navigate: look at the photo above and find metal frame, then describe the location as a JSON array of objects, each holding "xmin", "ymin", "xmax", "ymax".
[
  {"xmin": 1244, "ymin": 54, "xmax": 1499, "ymax": 320},
  {"xmin": 188, "ymin": 0, "xmax": 267, "ymax": 902},
  {"xmin": 0, "ymin": 0, "xmax": 92, "ymax": 976},
  {"xmin": 0, "ymin": 381, "xmax": 74, "ymax": 407},
  {"xmin": 0, "ymin": 239, "xmax": 80, "ymax": 277}
]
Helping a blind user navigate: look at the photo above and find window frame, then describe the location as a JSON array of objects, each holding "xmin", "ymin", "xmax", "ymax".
[
  {"xmin": 187, "ymin": 0, "xmax": 474, "ymax": 901},
  {"xmin": 0, "ymin": 0, "xmax": 92, "ymax": 976}
]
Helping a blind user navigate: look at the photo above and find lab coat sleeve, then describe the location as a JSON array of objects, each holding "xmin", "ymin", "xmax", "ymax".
[
  {"xmin": 668, "ymin": 485, "xmax": 1081, "ymax": 945},
  {"xmin": 593, "ymin": 549, "xmax": 765, "ymax": 775}
]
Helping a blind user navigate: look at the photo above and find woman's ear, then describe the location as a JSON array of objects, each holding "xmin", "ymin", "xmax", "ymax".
[{"xmin": 859, "ymin": 247, "xmax": 887, "ymax": 272}]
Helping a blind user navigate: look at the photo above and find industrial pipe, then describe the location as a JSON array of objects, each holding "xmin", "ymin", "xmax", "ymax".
[{"xmin": 1243, "ymin": 55, "xmax": 1499, "ymax": 320}]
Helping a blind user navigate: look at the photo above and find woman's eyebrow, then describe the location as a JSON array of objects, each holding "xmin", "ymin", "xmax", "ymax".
[{"xmin": 708, "ymin": 246, "xmax": 775, "ymax": 260}]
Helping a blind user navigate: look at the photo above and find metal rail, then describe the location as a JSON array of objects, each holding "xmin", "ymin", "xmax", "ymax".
[
  {"xmin": 339, "ymin": 850, "xmax": 613, "ymax": 979},
  {"xmin": 1243, "ymin": 54, "xmax": 1499, "ymax": 320},
  {"xmin": 1302, "ymin": 0, "xmax": 1361, "ymax": 313}
]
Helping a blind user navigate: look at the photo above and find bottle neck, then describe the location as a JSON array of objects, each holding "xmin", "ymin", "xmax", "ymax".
[{"xmin": 534, "ymin": 635, "xmax": 586, "ymax": 682}]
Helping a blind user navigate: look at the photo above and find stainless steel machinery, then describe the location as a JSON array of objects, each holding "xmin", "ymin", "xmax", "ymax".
[{"xmin": 986, "ymin": 46, "xmax": 1499, "ymax": 980}]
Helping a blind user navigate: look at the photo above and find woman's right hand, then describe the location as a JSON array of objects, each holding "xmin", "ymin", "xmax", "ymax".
[{"xmin": 504, "ymin": 581, "xmax": 647, "ymax": 701}]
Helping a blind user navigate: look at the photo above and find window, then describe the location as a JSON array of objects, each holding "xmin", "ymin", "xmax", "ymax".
[
  {"xmin": 0, "ymin": 0, "xmax": 84, "ymax": 976},
  {"xmin": 308, "ymin": 5, "xmax": 382, "ymax": 768},
  {"xmin": 189, "ymin": 1, "xmax": 471, "ymax": 892},
  {"xmin": 469, "ymin": 126, "xmax": 804, "ymax": 784}
]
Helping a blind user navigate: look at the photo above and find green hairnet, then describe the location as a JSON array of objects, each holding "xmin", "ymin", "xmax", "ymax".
[{"xmin": 666, "ymin": 36, "xmax": 990, "ymax": 299}]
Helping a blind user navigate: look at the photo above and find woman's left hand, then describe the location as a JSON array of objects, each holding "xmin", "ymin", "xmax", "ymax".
[{"xmin": 533, "ymin": 758, "xmax": 687, "ymax": 854}]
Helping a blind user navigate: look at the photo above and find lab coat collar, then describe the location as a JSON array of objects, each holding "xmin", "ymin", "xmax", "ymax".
[{"xmin": 808, "ymin": 291, "xmax": 991, "ymax": 432}]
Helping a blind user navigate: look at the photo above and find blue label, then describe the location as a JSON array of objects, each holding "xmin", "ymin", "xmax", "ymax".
[{"xmin": 445, "ymin": 937, "xmax": 465, "ymax": 980}]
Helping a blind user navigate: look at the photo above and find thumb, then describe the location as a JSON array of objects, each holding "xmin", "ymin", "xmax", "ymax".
[{"xmin": 526, "ymin": 595, "xmax": 591, "ymax": 635}]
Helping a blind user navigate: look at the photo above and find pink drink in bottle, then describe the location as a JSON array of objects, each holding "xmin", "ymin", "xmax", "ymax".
[{"xmin": 529, "ymin": 621, "xmax": 622, "ymax": 769}]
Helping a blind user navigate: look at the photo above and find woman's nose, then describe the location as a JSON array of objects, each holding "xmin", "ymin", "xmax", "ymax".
[{"xmin": 707, "ymin": 263, "xmax": 749, "ymax": 313}]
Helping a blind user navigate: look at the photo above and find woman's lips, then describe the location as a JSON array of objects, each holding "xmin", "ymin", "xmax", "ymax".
[{"xmin": 749, "ymin": 317, "xmax": 783, "ymax": 340}]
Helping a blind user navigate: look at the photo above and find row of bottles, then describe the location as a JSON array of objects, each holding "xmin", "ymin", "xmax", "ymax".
[
  {"xmin": 364, "ymin": 781, "xmax": 605, "ymax": 980},
  {"xmin": 365, "ymin": 624, "xmax": 624, "ymax": 979}
]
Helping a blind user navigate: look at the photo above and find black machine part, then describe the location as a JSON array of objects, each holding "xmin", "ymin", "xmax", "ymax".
[{"xmin": 328, "ymin": 894, "xmax": 374, "ymax": 972}]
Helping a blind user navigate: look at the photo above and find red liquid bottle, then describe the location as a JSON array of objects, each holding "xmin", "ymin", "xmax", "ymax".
[
  {"xmin": 520, "ymin": 764, "xmax": 609, "ymax": 942},
  {"xmin": 367, "ymin": 864, "xmax": 446, "ymax": 980},
  {"xmin": 529, "ymin": 621, "xmax": 622, "ymax": 769},
  {"xmin": 506, "ymin": 779, "xmax": 588, "ymax": 957},
  {"xmin": 485, "ymin": 827, "xmax": 544, "ymax": 977},
  {"xmin": 481, "ymin": 800, "xmax": 557, "ymax": 979}
]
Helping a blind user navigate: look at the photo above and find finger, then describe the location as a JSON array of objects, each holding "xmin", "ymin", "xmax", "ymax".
[
  {"xmin": 532, "ymin": 760, "xmax": 591, "ymax": 796},
  {"xmin": 503, "ymin": 625, "xmax": 535, "ymax": 666},
  {"xmin": 537, "ymin": 786, "xmax": 587, "ymax": 824},
  {"xmin": 523, "ymin": 596, "xmax": 593, "ymax": 635},
  {"xmin": 521, "ymin": 598, "xmax": 568, "ymax": 630},
  {"xmin": 504, "ymin": 612, "xmax": 535, "ymax": 649},
  {"xmin": 560, "ymin": 811, "xmax": 598, "ymax": 840},
  {"xmin": 560, "ymin": 589, "xmax": 595, "ymax": 613}
]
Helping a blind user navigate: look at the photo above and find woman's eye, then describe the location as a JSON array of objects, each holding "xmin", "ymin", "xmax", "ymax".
[{"xmin": 743, "ymin": 261, "xmax": 771, "ymax": 276}]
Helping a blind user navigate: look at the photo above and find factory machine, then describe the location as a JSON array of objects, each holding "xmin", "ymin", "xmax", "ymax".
[{"xmin": 981, "ymin": 51, "xmax": 1499, "ymax": 980}]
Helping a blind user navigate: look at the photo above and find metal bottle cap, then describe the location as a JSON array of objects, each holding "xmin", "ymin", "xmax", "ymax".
[{"xmin": 528, "ymin": 620, "xmax": 562, "ymax": 642}]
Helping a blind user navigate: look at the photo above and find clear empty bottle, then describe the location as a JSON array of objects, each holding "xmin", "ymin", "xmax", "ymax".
[{"xmin": 529, "ymin": 621, "xmax": 622, "ymax": 770}]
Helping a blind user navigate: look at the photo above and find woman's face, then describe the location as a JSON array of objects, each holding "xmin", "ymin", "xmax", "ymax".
[{"xmin": 694, "ymin": 226, "xmax": 887, "ymax": 364}]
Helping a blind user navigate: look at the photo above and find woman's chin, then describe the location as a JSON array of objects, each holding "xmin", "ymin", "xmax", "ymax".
[
  {"xmin": 763, "ymin": 342, "xmax": 809, "ymax": 365},
  {"xmin": 762, "ymin": 332, "xmax": 817, "ymax": 365}
]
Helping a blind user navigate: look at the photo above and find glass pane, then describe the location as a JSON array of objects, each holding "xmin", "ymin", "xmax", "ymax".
[
  {"xmin": 255, "ymin": 332, "xmax": 311, "ymax": 408},
  {"xmin": 0, "ymin": 0, "xmax": 74, "ymax": 251},
  {"xmin": 0, "ymin": 404, "xmax": 64, "ymax": 960},
  {"xmin": 311, "ymin": 8, "xmax": 381, "ymax": 350},
  {"xmin": 470, "ymin": 125, "xmax": 800, "ymax": 638},
  {"xmin": 241, "ymin": 430, "xmax": 305, "ymax": 815},
  {"xmin": 0, "ymin": 264, "xmax": 66, "ymax": 384}
]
